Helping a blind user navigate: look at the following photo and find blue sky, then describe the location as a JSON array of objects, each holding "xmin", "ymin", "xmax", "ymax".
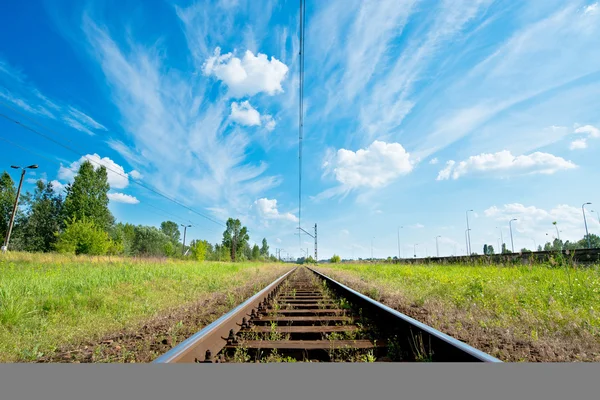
[{"xmin": 1, "ymin": 0, "xmax": 600, "ymax": 259}]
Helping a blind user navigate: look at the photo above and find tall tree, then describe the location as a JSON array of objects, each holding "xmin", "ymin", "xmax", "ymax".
[
  {"xmin": 130, "ymin": 225, "xmax": 170, "ymax": 256},
  {"xmin": 63, "ymin": 161, "xmax": 114, "ymax": 230},
  {"xmin": 160, "ymin": 221, "xmax": 180, "ymax": 244},
  {"xmin": 0, "ymin": 171, "xmax": 16, "ymax": 241},
  {"xmin": 251, "ymin": 244, "xmax": 260, "ymax": 260},
  {"xmin": 483, "ymin": 244, "xmax": 488, "ymax": 255},
  {"xmin": 260, "ymin": 238, "xmax": 269, "ymax": 256},
  {"xmin": 222, "ymin": 218, "xmax": 249, "ymax": 261},
  {"xmin": 21, "ymin": 180, "xmax": 63, "ymax": 252}
]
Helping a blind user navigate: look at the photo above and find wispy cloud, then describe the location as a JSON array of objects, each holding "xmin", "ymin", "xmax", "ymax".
[
  {"xmin": 0, "ymin": 57, "xmax": 106, "ymax": 135},
  {"xmin": 82, "ymin": 13, "xmax": 285, "ymax": 218},
  {"xmin": 437, "ymin": 150, "xmax": 576, "ymax": 180}
]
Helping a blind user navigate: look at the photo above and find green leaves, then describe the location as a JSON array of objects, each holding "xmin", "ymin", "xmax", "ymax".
[
  {"xmin": 63, "ymin": 161, "xmax": 114, "ymax": 231},
  {"xmin": 55, "ymin": 217, "xmax": 112, "ymax": 255}
]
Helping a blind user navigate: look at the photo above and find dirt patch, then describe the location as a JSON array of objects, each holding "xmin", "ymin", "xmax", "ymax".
[
  {"xmin": 317, "ymin": 267, "xmax": 600, "ymax": 362},
  {"xmin": 36, "ymin": 269, "xmax": 290, "ymax": 363}
]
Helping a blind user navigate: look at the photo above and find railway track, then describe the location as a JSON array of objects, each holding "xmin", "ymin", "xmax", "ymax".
[{"xmin": 154, "ymin": 266, "xmax": 500, "ymax": 363}]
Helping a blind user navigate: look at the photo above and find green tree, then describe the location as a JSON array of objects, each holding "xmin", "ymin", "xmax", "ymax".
[
  {"xmin": 160, "ymin": 221, "xmax": 180, "ymax": 244},
  {"xmin": 130, "ymin": 226, "xmax": 170, "ymax": 256},
  {"xmin": 501, "ymin": 243, "xmax": 509, "ymax": 254},
  {"xmin": 483, "ymin": 244, "xmax": 488, "ymax": 255},
  {"xmin": 55, "ymin": 217, "xmax": 111, "ymax": 255},
  {"xmin": 251, "ymin": 244, "xmax": 260, "ymax": 260},
  {"xmin": 260, "ymin": 238, "xmax": 269, "ymax": 256},
  {"xmin": 0, "ymin": 171, "xmax": 16, "ymax": 241},
  {"xmin": 578, "ymin": 234, "xmax": 600, "ymax": 249},
  {"xmin": 63, "ymin": 161, "xmax": 114, "ymax": 231},
  {"xmin": 330, "ymin": 254, "xmax": 341, "ymax": 263},
  {"xmin": 520, "ymin": 248, "xmax": 532, "ymax": 253},
  {"xmin": 222, "ymin": 218, "xmax": 249, "ymax": 261},
  {"xmin": 189, "ymin": 239, "xmax": 209, "ymax": 261},
  {"xmin": 20, "ymin": 180, "xmax": 64, "ymax": 252},
  {"xmin": 110, "ymin": 222, "xmax": 136, "ymax": 255}
]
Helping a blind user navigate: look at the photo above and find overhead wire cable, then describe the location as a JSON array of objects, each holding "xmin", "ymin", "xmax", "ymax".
[{"xmin": 0, "ymin": 110, "xmax": 226, "ymax": 227}]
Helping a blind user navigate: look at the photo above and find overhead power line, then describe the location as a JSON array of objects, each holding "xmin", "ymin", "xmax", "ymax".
[
  {"xmin": 298, "ymin": 0, "xmax": 306, "ymax": 250},
  {"xmin": 0, "ymin": 132, "xmax": 220, "ymax": 233},
  {"xmin": 0, "ymin": 108, "xmax": 226, "ymax": 228}
]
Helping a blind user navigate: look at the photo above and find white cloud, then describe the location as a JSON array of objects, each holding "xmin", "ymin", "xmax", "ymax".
[
  {"xmin": 262, "ymin": 115, "xmax": 276, "ymax": 131},
  {"xmin": 574, "ymin": 124, "xmax": 600, "ymax": 138},
  {"xmin": 569, "ymin": 139, "xmax": 588, "ymax": 150},
  {"xmin": 484, "ymin": 203, "xmax": 596, "ymax": 241},
  {"xmin": 129, "ymin": 170, "xmax": 143, "ymax": 180},
  {"xmin": 276, "ymin": 238, "xmax": 282, "ymax": 243},
  {"xmin": 107, "ymin": 192, "xmax": 139, "ymax": 204},
  {"xmin": 429, "ymin": 157, "xmax": 439, "ymax": 165},
  {"xmin": 84, "ymin": 18, "xmax": 280, "ymax": 216},
  {"xmin": 323, "ymin": 140, "xmax": 414, "ymax": 191},
  {"xmin": 203, "ymin": 47, "xmax": 289, "ymax": 97},
  {"xmin": 437, "ymin": 150, "xmax": 576, "ymax": 180},
  {"xmin": 340, "ymin": 229, "xmax": 350, "ymax": 235},
  {"xmin": 584, "ymin": 2, "xmax": 599, "ymax": 14},
  {"xmin": 254, "ymin": 198, "xmax": 298, "ymax": 222},
  {"xmin": 230, "ymin": 101, "xmax": 261, "ymax": 126},
  {"xmin": 408, "ymin": 223, "xmax": 425, "ymax": 229},
  {"xmin": 50, "ymin": 180, "xmax": 66, "ymax": 195},
  {"xmin": 58, "ymin": 154, "xmax": 129, "ymax": 189}
]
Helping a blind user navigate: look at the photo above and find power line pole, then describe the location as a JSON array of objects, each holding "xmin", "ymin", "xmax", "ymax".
[
  {"xmin": 583, "ymin": 202, "xmax": 592, "ymax": 248},
  {"xmin": 2, "ymin": 164, "xmax": 38, "ymax": 252},
  {"xmin": 397, "ymin": 226, "xmax": 403, "ymax": 259},
  {"xmin": 509, "ymin": 218, "xmax": 517, "ymax": 253},
  {"xmin": 466, "ymin": 209, "xmax": 473, "ymax": 255}
]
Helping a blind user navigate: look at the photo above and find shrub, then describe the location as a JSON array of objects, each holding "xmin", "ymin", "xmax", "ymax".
[
  {"xmin": 55, "ymin": 218, "xmax": 111, "ymax": 255},
  {"xmin": 189, "ymin": 240, "xmax": 209, "ymax": 261},
  {"xmin": 330, "ymin": 254, "xmax": 341, "ymax": 263}
]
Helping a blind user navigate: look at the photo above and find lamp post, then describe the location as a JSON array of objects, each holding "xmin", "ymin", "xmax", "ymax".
[
  {"xmin": 464, "ymin": 228, "xmax": 471, "ymax": 255},
  {"xmin": 509, "ymin": 219, "xmax": 517, "ymax": 253},
  {"xmin": 435, "ymin": 235, "xmax": 441, "ymax": 257},
  {"xmin": 496, "ymin": 227, "xmax": 504, "ymax": 253},
  {"xmin": 591, "ymin": 210, "xmax": 600, "ymax": 228},
  {"xmin": 371, "ymin": 236, "xmax": 374, "ymax": 260},
  {"xmin": 180, "ymin": 224, "xmax": 191, "ymax": 255},
  {"xmin": 397, "ymin": 226, "xmax": 403, "ymax": 260},
  {"xmin": 2, "ymin": 164, "xmax": 38, "ymax": 252},
  {"xmin": 582, "ymin": 202, "xmax": 592, "ymax": 248},
  {"xmin": 466, "ymin": 210, "xmax": 473, "ymax": 255},
  {"xmin": 552, "ymin": 221, "xmax": 560, "ymax": 241}
]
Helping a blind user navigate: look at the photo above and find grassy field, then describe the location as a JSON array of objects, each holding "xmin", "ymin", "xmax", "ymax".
[
  {"xmin": 317, "ymin": 262, "xmax": 600, "ymax": 362},
  {"xmin": 0, "ymin": 252, "xmax": 289, "ymax": 362}
]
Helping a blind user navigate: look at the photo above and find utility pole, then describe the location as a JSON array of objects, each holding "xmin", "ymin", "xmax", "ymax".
[
  {"xmin": 496, "ymin": 227, "xmax": 504, "ymax": 252},
  {"xmin": 414, "ymin": 243, "xmax": 418, "ymax": 258},
  {"xmin": 180, "ymin": 224, "xmax": 191, "ymax": 256},
  {"xmin": 435, "ymin": 236, "xmax": 441, "ymax": 257},
  {"xmin": 583, "ymin": 202, "xmax": 592, "ymax": 248},
  {"xmin": 466, "ymin": 209, "xmax": 473, "ymax": 255},
  {"xmin": 552, "ymin": 221, "xmax": 561, "ymax": 241},
  {"xmin": 297, "ymin": 223, "xmax": 317, "ymax": 264},
  {"xmin": 509, "ymin": 218, "xmax": 517, "ymax": 253},
  {"xmin": 2, "ymin": 164, "xmax": 38, "ymax": 252}
]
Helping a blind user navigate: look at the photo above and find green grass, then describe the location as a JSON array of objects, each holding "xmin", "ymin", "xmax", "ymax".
[
  {"xmin": 319, "ymin": 263, "xmax": 600, "ymax": 341},
  {"xmin": 0, "ymin": 252, "xmax": 288, "ymax": 362}
]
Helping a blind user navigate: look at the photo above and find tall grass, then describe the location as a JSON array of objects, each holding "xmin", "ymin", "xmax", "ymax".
[
  {"xmin": 320, "ymin": 262, "xmax": 600, "ymax": 340},
  {"xmin": 0, "ymin": 252, "xmax": 287, "ymax": 362}
]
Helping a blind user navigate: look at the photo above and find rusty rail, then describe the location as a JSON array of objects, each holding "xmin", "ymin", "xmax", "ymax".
[{"xmin": 154, "ymin": 266, "xmax": 501, "ymax": 363}]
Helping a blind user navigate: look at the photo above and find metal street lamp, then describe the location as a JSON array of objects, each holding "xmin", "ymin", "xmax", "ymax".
[
  {"xmin": 466, "ymin": 210, "xmax": 473, "ymax": 254},
  {"xmin": 464, "ymin": 228, "xmax": 471, "ymax": 255},
  {"xmin": 435, "ymin": 235, "xmax": 441, "ymax": 257},
  {"xmin": 496, "ymin": 227, "xmax": 504, "ymax": 252},
  {"xmin": 180, "ymin": 224, "xmax": 192, "ymax": 255},
  {"xmin": 2, "ymin": 164, "xmax": 38, "ymax": 252},
  {"xmin": 582, "ymin": 202, "xmax": 592, "ymax": 248},
  {"xmin": 371, "ymin": 236, "xmax": 375, "ymax": 260},
  {"xmin": 591, "ymin": 210, "xmax": 600, "ymax": 228},
  {"xmin": 509, "ymin": 219, "xmax": 517, "ymax": 253},
  {"xmin": 397, "ymin": 226, "xmax": 403, "ymax": 260},
  {"xmin": 552, "ymin": 221, "xmax": 560, "ymax": 241}
]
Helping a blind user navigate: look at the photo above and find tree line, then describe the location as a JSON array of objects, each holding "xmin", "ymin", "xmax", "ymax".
[{"xmin": 0, "ymin": 161, "xmax": 278, "ymax": 262}]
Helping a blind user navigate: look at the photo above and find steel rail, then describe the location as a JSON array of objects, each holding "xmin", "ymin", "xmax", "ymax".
[
  {"xmin": 153, "ymin": 267, "xmax": 297, "ymax": 363},
  {"xmin": 308, "ymin": 267, "xmax": 502, "ymax": 363}
]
